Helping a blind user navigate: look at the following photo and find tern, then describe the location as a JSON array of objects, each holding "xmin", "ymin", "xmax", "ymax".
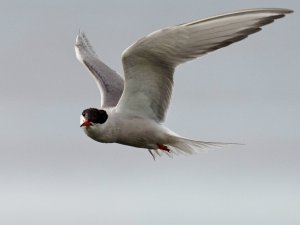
[{"xmin": 75, "ymin": 8, "xmax": 292, "ymax": 159}]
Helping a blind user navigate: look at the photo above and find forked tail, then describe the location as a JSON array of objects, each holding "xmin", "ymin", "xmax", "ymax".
[{"xmin": 148, "ymin": 136, "xmax": 241, "ymax": 160}]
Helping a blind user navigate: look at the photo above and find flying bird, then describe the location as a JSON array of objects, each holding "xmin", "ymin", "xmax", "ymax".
[{"xmin": 75, "ymin": 8, "xmax": 292, "ymax": 159}]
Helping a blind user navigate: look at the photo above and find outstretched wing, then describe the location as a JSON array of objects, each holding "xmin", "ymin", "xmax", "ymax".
[
  {"xmin": 116, "ymin": 8, "xmax": 292, "ymax": 122},
  {"xmin": 75, "ymin": 32, "xmax": 124, "ymax": 108}
]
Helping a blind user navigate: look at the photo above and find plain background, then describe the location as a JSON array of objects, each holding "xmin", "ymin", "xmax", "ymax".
[{"xmin": 1, "ymin": 1, "xmax": 299, "ymax": 225}]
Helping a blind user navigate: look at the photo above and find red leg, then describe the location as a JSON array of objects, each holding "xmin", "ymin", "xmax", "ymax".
[{"xmin": 157, "ymin": 144, "xmax": 170, "ymax": 152}]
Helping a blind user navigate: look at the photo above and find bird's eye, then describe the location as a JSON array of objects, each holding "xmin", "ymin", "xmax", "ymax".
[{"xmin": 82, "ymin": 112, "xmax": 86, "ymax": 117}]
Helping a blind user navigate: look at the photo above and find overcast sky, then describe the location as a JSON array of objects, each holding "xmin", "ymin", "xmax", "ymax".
[{"xmin": 1, "ymin": 1, "xmax": 299, "ymax": 225}]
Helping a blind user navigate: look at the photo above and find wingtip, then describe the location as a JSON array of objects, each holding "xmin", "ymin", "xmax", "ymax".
[
  {"xmin": 77, "ymin": 29, "xmax": 86, "ymax": 37},
  {"xmin": 75, "ymin": 31, "xmax": 98, "ymax": 59},
  {"xmin": 283, "ymin": 8, "xmax": 294, "ymax": 13},
  {"xmin": 275, "ymin": 8, "xmax": 294, "ymax": 15},
  {"xmin": 269, "ymin": 8, "xmax": 293, "ymax": 15},
  {"xmin": 75, "ymin": 30, "xmax": 87, "ymax": 46}
]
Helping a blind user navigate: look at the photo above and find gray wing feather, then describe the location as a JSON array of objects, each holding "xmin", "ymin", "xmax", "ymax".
[
  {"xmin": 75, "ymin": 32, "xmax": 124, "ymax": 108},
  {"xmin": 117, "ymin": 8, "xmax": 292, "ymax": 122}
]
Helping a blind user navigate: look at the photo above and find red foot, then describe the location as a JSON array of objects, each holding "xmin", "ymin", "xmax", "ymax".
[{"xmin": 157, "ymin": 144, "xmax": 170, "ymax": 152}]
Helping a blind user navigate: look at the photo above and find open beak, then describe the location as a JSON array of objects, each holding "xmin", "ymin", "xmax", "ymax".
[{"xmin": 80, "ymin": 119, "xmax": 92, "ymax": 127}]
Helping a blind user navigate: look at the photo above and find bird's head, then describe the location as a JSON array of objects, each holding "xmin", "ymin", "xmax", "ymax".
[{"xmin": 80, "ymin": 108, "xmax": 108, "ymax": 129}]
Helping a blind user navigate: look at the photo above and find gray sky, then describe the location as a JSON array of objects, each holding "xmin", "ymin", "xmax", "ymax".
[{"xmin": 1, "ymin": 1, "xmax": 299, "ymax": 225}]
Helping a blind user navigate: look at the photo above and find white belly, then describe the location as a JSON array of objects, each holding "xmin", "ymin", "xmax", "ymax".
[{"xmin": 116, "ymin": 117, "xmax": 171, "ymax": 149}]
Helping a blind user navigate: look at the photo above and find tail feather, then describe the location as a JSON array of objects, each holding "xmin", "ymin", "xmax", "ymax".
[
  {"xmin": 171, "ymin": 137, "xmax": 241, "ymax": 154},
  {"xmin": 148, "ymin": 136, "xmax": 241, "ymax": 159}
]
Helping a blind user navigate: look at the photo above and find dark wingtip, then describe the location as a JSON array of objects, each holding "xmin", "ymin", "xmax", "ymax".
[{"xmin": 285, "ymin": 9, "xmax": 294, "ymax": 14}]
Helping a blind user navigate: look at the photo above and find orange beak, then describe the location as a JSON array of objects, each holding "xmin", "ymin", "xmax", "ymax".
[{"xmin": 80, "ymin": 119, "xmax": 92, "ymax": 127}]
